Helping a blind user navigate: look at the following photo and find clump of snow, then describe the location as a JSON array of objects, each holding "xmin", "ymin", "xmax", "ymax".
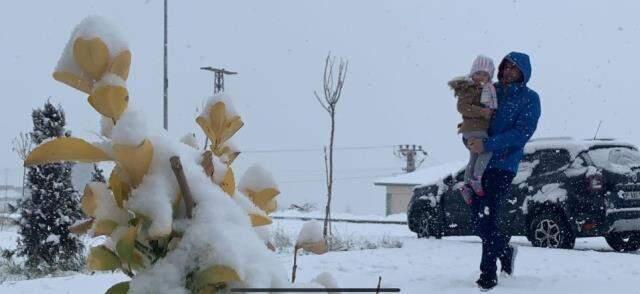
[
  {"xmin": 238, "ymin": 163, "xmax": 278, "ymax": 193},
  {"xmin": 200, "ymin": 93, "xmax": 239, "ymax": 118},
  {"xmin": 45, "ymin": 234, "xmax": 60, "ymax": 244},
  {"xmin": 296, "ymin": 221, "xmax": 324, "ymax": 245},
  {"xmin": 588, "ymin": 147, "xmax": 640, "ymax": 175},
  {"xmin": 128, "ymin": 172, "xmax": 177, "ymax": 238},
  {"xmin": 55, "ymin": 15, "xmax": 128, "ymax": 79},
  {"xmin": 514, "ymin": 159, "xmax": 539, "ymax": 184},
  {"xmin": 521, "ymin": 183, "xmax": 568, "ymax": 214},
  {"xmin": 71, "ymin": 163, "xmax": 94, "ymax": 192},
  {"xmin": 254, "ymin": 225, "xmax": 273, "ymax": 245},
  {"xmin": 179, "ymin": 133, "xmax": 199, "ymax": 149},
  {"xmin": 99, "ymin": 116, "xmax": 114, "ymax": 138},
  {"xmin": 233, "ymin": 190, "xmax": 270, "ymax": 220},
  {"xmin": 92, "ymin": 73, "xmax": 126, "ymax": 91},
  {"xmin": 311, "ymin": 272, "xmax": 339, "ymax": 291},
  {"xmin": 110, "ymin": 109, "xmax": 148, "ymax": 146},
  {"xmin": 89, "ymin": 182, "xmax": 129, "ymax": 225}
]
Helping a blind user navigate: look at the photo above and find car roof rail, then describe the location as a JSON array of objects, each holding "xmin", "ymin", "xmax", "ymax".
[
  {"xmin": 584, "ymin": 138, "xmax": 617, "ymax": 141},
  {"xmin": 528, "ymin": 136, "xmax": 574, "ymax": 142}
]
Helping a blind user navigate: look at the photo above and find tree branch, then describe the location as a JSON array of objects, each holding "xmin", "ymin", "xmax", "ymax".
[{"xmin": 170, "ymin": 156, "xmax": 194, "ymax": 219}]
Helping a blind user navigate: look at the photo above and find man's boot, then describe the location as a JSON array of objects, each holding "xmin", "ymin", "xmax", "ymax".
[
  {"xmin": 476, "ymin": 273, "xmax": 498, "ymax": 291},
  {"xmin": 499, "ymin": 245, "xmax": 518, "ymax": 276}
]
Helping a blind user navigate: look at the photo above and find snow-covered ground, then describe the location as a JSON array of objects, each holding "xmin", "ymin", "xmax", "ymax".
[{"xmin": 1, "ymin": 217, "xmax": 639, "ymax": 293}]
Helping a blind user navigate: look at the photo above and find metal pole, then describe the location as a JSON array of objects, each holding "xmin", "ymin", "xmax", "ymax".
[{"xmin": 163, "ymin": 0, "xmax": 169, "ymax": 130}]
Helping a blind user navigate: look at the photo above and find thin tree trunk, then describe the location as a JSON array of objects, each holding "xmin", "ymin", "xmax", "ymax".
[{"xmin": 323, "ymin": 110, "xmax": 336, "ymax": 237}]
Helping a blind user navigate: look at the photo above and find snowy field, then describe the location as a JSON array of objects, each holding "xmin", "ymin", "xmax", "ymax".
[{"xmin": 1, "ymin": 218, "xmax": 639, "ymax": 293}]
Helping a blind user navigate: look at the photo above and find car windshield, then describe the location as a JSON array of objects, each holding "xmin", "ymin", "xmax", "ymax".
[{"xmin": 587, "ymin": 146, "xmax": 640, "ymax": 174}]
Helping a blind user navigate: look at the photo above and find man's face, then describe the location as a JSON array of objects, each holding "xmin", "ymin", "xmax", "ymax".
[{"xmin": 499, "ymin": 60, "xmax": 523, "ymax": 84}]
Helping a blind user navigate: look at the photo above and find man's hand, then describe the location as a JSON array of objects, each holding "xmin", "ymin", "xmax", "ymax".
[
  {"xmin": 480, "ymin": 108, "xmax": 494, "ymax": 120},
  {"xmin": 467, "ymin": 138, "xmax": 485, "ymax": 154}
]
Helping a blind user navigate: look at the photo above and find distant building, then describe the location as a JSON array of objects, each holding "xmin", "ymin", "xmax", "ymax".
[{"xmin": 374, "ymin": 161, "xmax": 464, "ymax": 215}]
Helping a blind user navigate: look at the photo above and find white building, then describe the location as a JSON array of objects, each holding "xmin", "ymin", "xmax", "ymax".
[{"xmin": 374, "ymin": 161, "xmax": 465, "ymax": 215}]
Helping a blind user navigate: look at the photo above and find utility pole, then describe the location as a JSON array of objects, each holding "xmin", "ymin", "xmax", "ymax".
[
  {"xmin": 395, "ymin": 145, "xmax": 428, "ymax": 173},
  {"xmin": 200, "ymin": 67, "xmax": 238, "ymax": 148},
  {"xmin": 200, "ymin": 67, "xmax": 238, "ymax": 94},
  {"xmin": 163, "ymin": 0, "xmax": 169, "ymax": 130}
]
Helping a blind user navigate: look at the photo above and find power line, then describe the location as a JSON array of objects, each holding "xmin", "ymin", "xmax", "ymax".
[
  {"xmin": 279, "ymin": 173, "xmax": 397, "ymax": 184},
  {"xmin": 242, "ymin": 145, "xmax": 396, "ymax": 154}
]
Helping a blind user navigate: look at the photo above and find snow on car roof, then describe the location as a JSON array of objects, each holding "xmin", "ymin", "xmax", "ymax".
[
  {"xmin": 374, "ymin": 161, "xmax": 466, "ymax": 186},
  {"xmin": 525, "ymin": 137, "xmax": 637, "ymax": 158}
]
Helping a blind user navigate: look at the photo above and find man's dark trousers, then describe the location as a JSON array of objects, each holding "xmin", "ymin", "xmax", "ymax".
[{"xmin": 472, "ymin": 168, "xmax": 517, "ymax": 278}]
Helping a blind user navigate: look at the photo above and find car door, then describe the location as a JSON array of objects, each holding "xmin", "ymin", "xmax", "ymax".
[
  {"xmin": 441, "ymin": 169, "xmax": 476, "ymax": 235},
  {"xmin": 513, "ymin": 149, "xmax": 572, "ymax": 234}
]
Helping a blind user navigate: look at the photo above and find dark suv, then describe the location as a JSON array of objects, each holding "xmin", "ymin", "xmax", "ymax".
[{"xmin": 407, "ymin": 138, "xmax": 640, "ymax": 252}]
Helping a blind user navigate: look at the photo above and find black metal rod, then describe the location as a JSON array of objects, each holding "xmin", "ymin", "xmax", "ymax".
[{"xmin": 231, "ymin": 288, "xmax": 401, "ymax": 293}]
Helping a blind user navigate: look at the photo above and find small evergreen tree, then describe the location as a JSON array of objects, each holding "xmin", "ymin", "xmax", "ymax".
[
  {"xmin": 15, "ymin": 100, "xmax": 84, "ymax": 274},
  {"xmin": 91, "ymin": 164, "xmax": 106, "ymax": 183}
]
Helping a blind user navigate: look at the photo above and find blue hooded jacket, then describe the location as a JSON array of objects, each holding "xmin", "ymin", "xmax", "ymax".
[{"xmin": 484, "ymin": 52, "xmax": 541, "ymax": 173}]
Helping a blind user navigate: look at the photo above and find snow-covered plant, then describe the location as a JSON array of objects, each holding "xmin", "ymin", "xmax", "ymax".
[
  {"xmin": 15, "ymin": 101, "xmax": 84, "ymax": 275},
  {"xmin": 25, "ymin": 16, "xmax": 298, "ymax": 293},
  {"xmin": 291, "ymin": 221, "xmax": 328, "ymax": 283}
]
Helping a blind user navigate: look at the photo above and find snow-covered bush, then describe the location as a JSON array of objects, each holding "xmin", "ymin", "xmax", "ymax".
[{"xmin": 21, "ymin": 15, "xmax": 315, "ymax": 293}]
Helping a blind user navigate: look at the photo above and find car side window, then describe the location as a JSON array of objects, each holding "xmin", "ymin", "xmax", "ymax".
[{"xmin": 531, "ymin": 149, "xmax": 571, "ymax": 176}]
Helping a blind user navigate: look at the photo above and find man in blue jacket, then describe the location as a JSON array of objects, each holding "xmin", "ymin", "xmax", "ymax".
[{"xmin": 468, "ymin": 52, "xmax": 541, "ymax": 290}]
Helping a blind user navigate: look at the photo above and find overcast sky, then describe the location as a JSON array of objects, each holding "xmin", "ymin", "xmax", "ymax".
[{"xmin": 1, "ymin": 0, "xmax": 640, "ymax": 214}]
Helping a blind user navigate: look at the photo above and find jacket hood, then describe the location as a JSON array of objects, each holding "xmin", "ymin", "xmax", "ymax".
[{"xmin": 500, "ymin": 52, "xmax": 532, "ymax": 84}]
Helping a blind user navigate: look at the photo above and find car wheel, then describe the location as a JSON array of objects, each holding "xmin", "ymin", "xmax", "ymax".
[
  {"xmin": 605, "ymin": 232, "xmax": 640, "ymax": 252},
  {"xmin": 528, "ymin": 211, "xmax": 575, "ymax": 249}
]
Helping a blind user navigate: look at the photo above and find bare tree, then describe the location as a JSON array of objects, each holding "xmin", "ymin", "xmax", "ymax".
[
  {"xmin": 12, "ymin": 132, "xmax": 33, "ymax": 197},
  {"xmin": 314, "ymin": 52, "xmax": 348, "ymax": 237}
]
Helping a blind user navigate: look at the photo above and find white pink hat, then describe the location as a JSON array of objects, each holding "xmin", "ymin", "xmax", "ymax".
[{"xmin": 469, "ymin": 55, "xmax": 495, "ymax": 78}]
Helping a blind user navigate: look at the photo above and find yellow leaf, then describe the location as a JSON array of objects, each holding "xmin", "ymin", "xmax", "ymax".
[
  {"xmin": 299, "ymin": 239, "xmax": 328, "ymax": 255},
  {"xmin": 109, "ymin": 50, "xmax": 131, "ymax": 80},
  {"xmin": 52, "ymin": 71, "xmax": 93, "ymax": 94},
  {"xmin": 109, "ymin": 168, "xmax": 130, "ymax": 208},
  {"xmin": 113, "ymin": 139, "xmax": 153, "ymax": 187},
  {"xmin": 196, "ymin": 116, "xmax": 216, "ymax": 144},
  {"xmin": 116, "ymin": 225, "xmax": 138, "ymax": 263},
  {"xmin": 250, "ymin": 213, "xmax": 272, "ymax": 227},
  {"xmin": 94, "ymin": 219, "xmax": 119, "ymax": 237},
  {"xmin": 69, "ymin": 218, "xmax": 94, "ymax": 235},
  {"xmin": 129, "ymin": 250, "xmax": 145, "ymax": 271},
  {"xmin": 88, "ymin": 85, "xmax": 129, "ymax": 120},
  {"xmin": 209, "ymin": 102, "xmax": 227, "ymax": 144},
  {"xmin": 24, "ymin": 137, "xmax": 112, "ymax": 166},
  {"xmin": 81, "ymin": 183, "xmax": 102, "ymax": 217},
  {"xmin": 220, "ymin": 168, "xmax": 235, "ymax": 196},
  {"xmin": 246, "ymin": 188, "xmax": 279, "ymax": 212},
  {"xmin": 194, "ymin": 265, "xmax": 240, "ymax": 291},
  {"xmin": 106, "ymin": 281, "xmax": 130, "ymax": 294},
  {"xmin": 263, "ymin": 199, "xmax": 277, "ymax": 214},
  {"xmin": 73, "ymin": 37, "xmax": 110, "ymax": 80},
  {"xmin": 220, "ymin": 117, "xmax": 244, "ymax": 143},
  {"xmin": 87, "ymin": 245, "xmax": 121, "ymax": 271}
]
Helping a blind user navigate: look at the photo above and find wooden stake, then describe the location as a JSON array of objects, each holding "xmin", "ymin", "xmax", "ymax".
[
  {"xmin": 291, "ymin": 246, "xmax": 299, "ymax": 283},
  {"xmin": 170, "ymin": 156, "xmax": 194, "ymax": 219}
]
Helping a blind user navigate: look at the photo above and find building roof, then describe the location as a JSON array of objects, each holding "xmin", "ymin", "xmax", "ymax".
[{"xmin": 374, "ymin": 161, "xmax": 466, "ymax": 187}]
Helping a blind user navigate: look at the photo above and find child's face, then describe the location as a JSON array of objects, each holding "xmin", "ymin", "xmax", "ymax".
[{"xmin": 471, "ymin": 71, "xmax": 491, "ymax": 84}]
